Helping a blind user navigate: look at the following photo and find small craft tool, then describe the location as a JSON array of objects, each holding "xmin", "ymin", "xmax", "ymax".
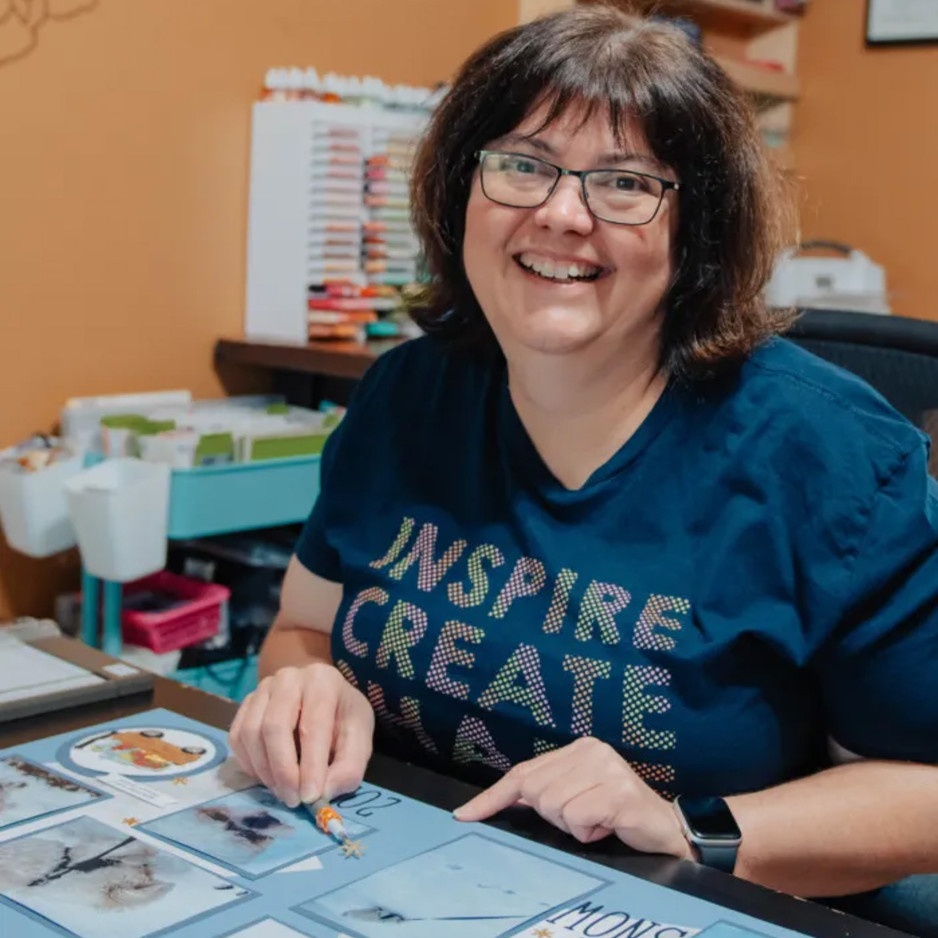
[
  {"xmin": 305, "ymin": 796, "xmax": 366, "ymax": 858},
  {"xmin": 306, "ymin": 796, "xmax": 348, "ymax": 841}
]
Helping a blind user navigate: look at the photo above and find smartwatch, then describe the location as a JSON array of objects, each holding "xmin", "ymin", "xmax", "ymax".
[{"xmin": 673, "ymin": 794, "xmax": 742, "ymax": 874}]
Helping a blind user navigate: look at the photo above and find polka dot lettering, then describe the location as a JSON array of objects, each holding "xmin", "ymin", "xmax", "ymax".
[
  {"xmin": 562, "ymin": 654, "xmax": 612, "ymax": 736},
  {"xmin": 630, "ymin": 759, "xmax": 676, "ymax": 796},
  {"xmin": 533, "ymin": 739, "xmax": 559, "ymax": 756},
  {"xmin": 622, "ymin": 664, "xmax": 676, "ymax": 750},
  {"xmin": 375, "ymin": 599, "xmax": 428, "ymax": 679},
  {"xmin": 574, "ymin": 581, "xmax": 630, "ymax": 645},
  {"xmin": 334, "ymin": 658, "xmax": 359, "ymax": 687},
  {"xmin": 448, "ymin": 544, "xmax": 504, "ymax": 608},
  {"xmin": 370, "ymin": 516, "xmax": 415, "ymax": 569},
  {"xmin": 489, "ymin": 557, "xmax": 546, "ymax": 619},
  {"xmin": 387, "ymin": 522, "xmax": 467, "ymax": 591},
  {"xmin": 366, "ymin": 682, "xmax": 438, "ymax": 754},
  {"xmin": 451, "ymin": 715, "xmax": 512, "ymax": 772},
  {"xmin": 477, "ymin": 642, "xmax": 555, "ymax": 728},
  {"xmin": 542, "ymin": 568, "xmax": 578, "ymax": 634},
  {"xmin": 633, "ymin": 594, "xmax": 691, "ymax": 652},
  {"xmin": 341, "ymin": 587, "xmax": 388, "ymax": 658},
  {"xmin": 426, "ymin": 620, "xmax": 484, "ymax": 700}
]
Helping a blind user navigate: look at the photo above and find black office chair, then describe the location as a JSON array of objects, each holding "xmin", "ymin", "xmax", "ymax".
[
  {"xmin": 786, "ymin": 308, "xmax": 938, "ymax": 428},
  {"xmin": 787, "ymin": 308, "xmax": 938, "ymax": 936}
]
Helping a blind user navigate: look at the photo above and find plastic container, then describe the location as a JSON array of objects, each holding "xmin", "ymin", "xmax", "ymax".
[
  {"xmin": 0, "ymin": 454, "xmax": 83, "ymax": 557},
  {"xmin": 65, "ymin": 458, "xmax": 171, "ymax": 582},
  {"xmin": 173, "ymin": 654, "xmax": 258, "ymax": 702},
  {"xmin": 167, "ymin": 455, "xmax": 321, "ymax": 538},
  {"xmin": 121, "ymin": 571, "xmax": 230, "ymax": 653}
]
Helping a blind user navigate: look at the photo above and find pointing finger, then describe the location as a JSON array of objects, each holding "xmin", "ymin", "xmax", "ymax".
[{"xmin": 453, "ymin": 770, "xmax": 523, "ymax": 822}]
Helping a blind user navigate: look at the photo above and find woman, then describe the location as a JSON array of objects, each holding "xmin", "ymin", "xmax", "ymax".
[{"xmin": 229, "ymin": 4, "xmax": 938, "ymax": 927}]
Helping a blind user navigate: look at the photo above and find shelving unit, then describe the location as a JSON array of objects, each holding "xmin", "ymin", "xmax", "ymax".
[
  {"xmin": 629, "ymin": 0, "xmax": 792, "ymax": 34},
  {"xmin": 713, "ymin": 54, "xmax": 798, "ymax": 103},
  {"xmin": 518, "ymin": 0, "xmax": 801, "ymax": 160}
]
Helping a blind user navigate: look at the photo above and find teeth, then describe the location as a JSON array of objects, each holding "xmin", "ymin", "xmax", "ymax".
[{"xmin": 518, "ymin": 253, "xmax": 600, "ymax": 281}]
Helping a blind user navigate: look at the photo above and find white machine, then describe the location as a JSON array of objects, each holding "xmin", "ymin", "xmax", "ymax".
[{"xmin": 765, "ymin": 240, "xmax": 890, "ymax": 315}]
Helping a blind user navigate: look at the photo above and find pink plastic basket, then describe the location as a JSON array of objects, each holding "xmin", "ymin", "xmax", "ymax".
[{"xmin": 121, "ymin": 571, "xmax": 229, "ymax": 653}]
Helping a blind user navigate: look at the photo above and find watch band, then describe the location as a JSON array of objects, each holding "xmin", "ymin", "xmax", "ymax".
[{"xmin": 695, "ymin": 841, "xmax": 739, "ymax": 874}]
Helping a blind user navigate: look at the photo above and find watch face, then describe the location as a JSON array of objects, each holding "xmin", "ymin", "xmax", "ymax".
[{"xmin": 677, "ymin": 796, "xmax": 741, "ymax": 841}]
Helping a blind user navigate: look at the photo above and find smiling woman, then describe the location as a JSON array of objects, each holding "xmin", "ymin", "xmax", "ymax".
[{"xmin": 228, "ymin": 5, "xmax": 938, "ymax": 934}]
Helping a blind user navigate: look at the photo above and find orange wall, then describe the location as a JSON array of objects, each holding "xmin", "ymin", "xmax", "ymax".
[
  {"xmin": 5, "ymin": 1, "xmax": 937, "ymax": 619},
  {"xmin": 0, "ymin": 0, "xmax": 517, "ymax": 617},
  {"xmin": 793, "ymin": 0, "xmax": 938, "ymax": 321}
]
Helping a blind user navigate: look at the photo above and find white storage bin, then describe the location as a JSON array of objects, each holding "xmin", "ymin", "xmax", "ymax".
[
  {"xmin": 65, "ymin": 458, "xmax": 170, "ymax": 582},
  {"xmin": 0, "ymin": 454, "xmax": 83, "ymax": 557}
]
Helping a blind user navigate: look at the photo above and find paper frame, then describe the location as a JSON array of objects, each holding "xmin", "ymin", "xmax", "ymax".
[
  {"xmin": 867, "ymin": 0, "xmax": 938, "ymax": 45},
  {"xmin": 56, "ymin": 723, "xmax": 228, "ymax": 782},
  {"xmin": 139, "ymin": 785, "xmax": 375, "ymax": 880},
  {"xmin": 0, "ymin": 815, "xmax": 258, "ymax": 938},
  {"xmin": 0, "ymin": 754, "xmax": 110, "ymax": 832},
  {"xmin": 292, "ymin": 831, "xmax": 612, "ymax": 938}
]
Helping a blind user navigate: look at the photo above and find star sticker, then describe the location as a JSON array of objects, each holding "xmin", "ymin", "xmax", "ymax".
[
  {"xmin": 122, "ymin": 817, "xmax": 140, "ymax": 826},
  {"xmin": 340, "ymin": 838, "xmax": 366, "ymax": 859},
  {"xmin": 532, "ymin": 929, "xmax": 553, "ymax": 937},
  {"xmin": 172, "ymin": 777, "xmax": 190, "ymax": 786}
]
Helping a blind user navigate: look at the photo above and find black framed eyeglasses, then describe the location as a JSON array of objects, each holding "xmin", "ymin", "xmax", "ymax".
[{"xmin": 475, "ymin": 149, "xmax": 680, "ymax": 226}]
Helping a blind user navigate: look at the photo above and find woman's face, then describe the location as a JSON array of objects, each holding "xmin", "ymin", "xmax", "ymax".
[{"xmin": 463, "ymin": 102, "xmax": 679, "ymax": 358}]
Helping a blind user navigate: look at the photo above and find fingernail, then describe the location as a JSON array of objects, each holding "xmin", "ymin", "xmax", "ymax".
[{"xmin": 452, "ymin": 806, "xmax": 466, "ymax": 820}]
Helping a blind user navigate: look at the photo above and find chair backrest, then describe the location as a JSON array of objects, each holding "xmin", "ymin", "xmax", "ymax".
[{"xmin": 786, "ymin": 309, "xmax": 938, "ymax": 427}]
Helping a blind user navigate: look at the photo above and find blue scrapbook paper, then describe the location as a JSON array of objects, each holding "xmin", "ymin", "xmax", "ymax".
[{"xmin": 0, "ymin": 708, "xmax": 814, "ymax": 938}]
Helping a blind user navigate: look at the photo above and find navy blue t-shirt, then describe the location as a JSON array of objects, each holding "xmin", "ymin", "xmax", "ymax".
[{"xmin": 296, "ymin": 335, "xmax": 938, "ymax": 797}]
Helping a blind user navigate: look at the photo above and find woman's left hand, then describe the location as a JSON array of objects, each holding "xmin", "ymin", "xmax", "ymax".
[{"xmin": 453, "ymin": 737, "xmax": 694, "ymax": 859}]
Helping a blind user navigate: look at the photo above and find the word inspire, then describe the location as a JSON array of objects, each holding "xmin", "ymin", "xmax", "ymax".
[{"xmin": 340, "ymin": 517, "xmax": 693, "ymax": 789}]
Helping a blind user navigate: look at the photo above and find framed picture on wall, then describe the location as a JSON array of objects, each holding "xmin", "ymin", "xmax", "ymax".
[{"xmin": 867, "ymin": 0, "xmax": 938, "ymax": 45}]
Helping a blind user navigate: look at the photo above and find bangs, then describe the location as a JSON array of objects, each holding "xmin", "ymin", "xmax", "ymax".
[
  {"xmin": 479, "ymin": 19, "xmax": 696, "ymax": 168},
  {"xmin": 522, "ymin": 41, "xmax": 658, "ymax": 153},
  {"xmin": 520, "ymin": 89, "xmax": 653, "ymax": 163}
]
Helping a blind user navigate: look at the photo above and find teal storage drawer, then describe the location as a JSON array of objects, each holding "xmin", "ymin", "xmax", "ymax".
[
  {"xmin": 173, "ymin": 656, "xmax": 259, "ymax": 702},
  {"xmin": 167, "ymin": 455, "xmax": 321, "ymax": 539}
]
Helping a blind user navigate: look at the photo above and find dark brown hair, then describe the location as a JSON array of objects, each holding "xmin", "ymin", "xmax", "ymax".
[{"xmin": 410, "ymin": 4, "xmax": 795, "ymax": 380}]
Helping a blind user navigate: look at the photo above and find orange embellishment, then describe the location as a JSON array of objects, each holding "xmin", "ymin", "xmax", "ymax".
[{"xmin": 315, "ymin": 805, "xmax": 342, "ymax": 834}]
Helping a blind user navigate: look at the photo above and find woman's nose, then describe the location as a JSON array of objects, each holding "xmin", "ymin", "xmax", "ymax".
[{"xmin": 533, "ymin": 174, "xmax": 594, "ymax": 235}]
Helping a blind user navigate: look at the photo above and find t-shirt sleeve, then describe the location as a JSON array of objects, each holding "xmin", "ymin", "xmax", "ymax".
[
  {"xmin": 293, "ymin": 354, "xmax": 389, "ymax": 582},
  {"xmin": 293, "ymin": 414, "xmax": 347, "ymax": 582},
  {"xmin": 817, "ymin": 436, "xmax": 938, "ymax": 764}
]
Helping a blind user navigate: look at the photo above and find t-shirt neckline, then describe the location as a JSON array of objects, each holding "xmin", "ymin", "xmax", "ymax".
[{"xmin": 497, "ymin": 367, "xmax": 680, "ymax": 497}]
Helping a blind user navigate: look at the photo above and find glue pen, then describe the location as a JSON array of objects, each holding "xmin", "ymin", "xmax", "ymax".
[{"xmin": 306, "ymin": 796, "xmax": 349, "ymax": 842}]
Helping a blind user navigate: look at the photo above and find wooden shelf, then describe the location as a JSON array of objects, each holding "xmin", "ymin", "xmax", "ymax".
[
  {"xmin": 525, "ymin": 2, "xmax": 800, "ymax": 103},
  {"xmin": 525, "ymin": 0, "xmax": 796, "ymax": 34},
  {"xmin": 215, "ymin": 337, "xmax": 402, "ymax": 380},
  {"xmin": 714, "ymin": 55, "xmax": 798, "ymax": 103},
  {"xmin": 626, "ymin": 0, "xmax": 794, "ymax": 36}
]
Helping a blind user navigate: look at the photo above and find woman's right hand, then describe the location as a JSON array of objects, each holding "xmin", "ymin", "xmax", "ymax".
[{"xmin": 228, "ymin": 661, "xmax": 375, "ymax": 808}]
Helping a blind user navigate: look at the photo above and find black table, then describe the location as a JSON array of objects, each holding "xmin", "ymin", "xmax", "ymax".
[{"xmin": 0, "ymin": 677, "xmax": 909, "ymax": 938}]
